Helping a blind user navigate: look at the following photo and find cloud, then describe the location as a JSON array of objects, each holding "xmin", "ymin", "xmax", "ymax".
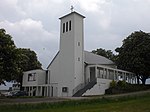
[
  {"xmin": 74, "ymin": 0, "xmax": 113, "ymax": 30},
  {"xmin": 17, "ymin": 0, "xmax": 66, "ymax": 17},
  {"xmin": 109, "ymin": 0, "xmax": 150, "ymax": 36},
  {"xmin": 84, "ymin": 0, "xmax": 150, "ymax": 52},
  {"xmin": 0, "ymin": 0, "xmax": 26, "ymax": 21},
  {"xmin": 0, "ymin": 19, "xmax": 59, "ymax": 68},
  {"xmin": 1, "ymin": 0, "xmax": 150, "ymax": 69},
  {"xmin": 78, "ymin": 0, "xmax": 101, "ymax": 12},
  {"xmin": 75, "ymin": 0, "xmax": 110, "ymax": 12}
]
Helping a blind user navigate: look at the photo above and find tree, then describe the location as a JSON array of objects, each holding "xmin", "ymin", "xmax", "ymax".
[
  {"xmin": 16, "ymin": 48, "xmax": 42, "ymax": 89},
  {"xmin": 0, "ymin": 29, "xmax": 19, "ymax": 85},
  {"xmin": 0, "ymin": 28, "xmax": 42, "ymax": 87},
  {"xmin": 17, "ymin": 48, "xmax": 42, "ymax": 71},
  {"xmin": 92, "ymin": 48, "xmax": 116, "ymax": 62},
  {"xmin": 115, "ymin": 31, "xmax": 150, "ymax": 85}
]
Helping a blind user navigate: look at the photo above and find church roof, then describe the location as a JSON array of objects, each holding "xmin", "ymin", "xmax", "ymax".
[
  {"xmin": 84, "ymin": 51, "xmax": 115, "ymax": 65},
  {"xmin": 59, "ymin": 11, "xmax": 85, "ymax": 19},
  {"xmin": 47, "ymin": 51, "xmax": 59, "ymax": 69},
  {"xmin": 47, "ymin": 51, "xmax": 115, "ymax": 69}
]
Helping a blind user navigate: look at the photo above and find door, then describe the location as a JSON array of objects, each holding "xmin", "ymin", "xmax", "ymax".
[{"xmin": 90, "ymin": 67, "xmax": 96, "ymax": 82}]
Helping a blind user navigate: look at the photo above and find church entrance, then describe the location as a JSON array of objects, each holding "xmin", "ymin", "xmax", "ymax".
[{"xmin": 90, "ymin": 67, "xmax": 96, "ymax": 82}]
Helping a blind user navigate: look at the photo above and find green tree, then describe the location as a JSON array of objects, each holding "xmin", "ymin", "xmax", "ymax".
[
  {"xmin": 17, "ymin": 48, "xmax": 42, "ymax": 71},
  {"xmin": 0, "ymin": 29, "xmax": 19, "ymax": 85},
  {"xmin": 115, "ymin": 31, "xmax": 150, "ymax": 85},
  {"xmin": 0, "ymin": 28, "xmax": 42, "ymax": 87},
  {"xmin": 16, "ymin": 48, "xmax": 42, "ymax": 89},
  {"xmin": 92, "ymin": 48, "xmax": 116, "ymax": 62}
]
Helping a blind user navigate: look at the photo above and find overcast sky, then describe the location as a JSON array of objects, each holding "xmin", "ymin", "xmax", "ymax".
[{"xmin": 1, "ymin": 0, "xmax": 150, "ymax": 69}]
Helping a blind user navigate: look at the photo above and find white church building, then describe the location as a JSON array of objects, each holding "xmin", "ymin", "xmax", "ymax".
[{"xmin": 22, "ymin": 11, "xmax": 137, "ymax": 97}]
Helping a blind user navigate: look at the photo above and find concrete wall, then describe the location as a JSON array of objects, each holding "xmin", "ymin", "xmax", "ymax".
[
  {"xmin": 48, "ymin": 54, "xmax": 60, "ymax": 84},
  {"xmin": 74, "ymin": 13, "xmax": 84, "ymax": 88},
  {"xmin": 23, "ymin": 69, "xmax": 46, "ymax": 86},
  {"xmin": 57, "ymin": 12, "xmax": 84, "ymax": 97},
  {"xmin": 83, "ymin": 78, "xmax": 112, "ymax": 96},
  {"xmin": 47, "ymin": 54, "xmax": 59, "ymax": 96},
  {"xmin": 59, "ymin": 14, "xmax": 75, "ymax": 97},
  {"xmin": 47, "ymin": 12, "xmax": 85, "ymax": 97},
  {"xmin": 50, "ymin": 83, "xmax": 58, "ymax": 97}
]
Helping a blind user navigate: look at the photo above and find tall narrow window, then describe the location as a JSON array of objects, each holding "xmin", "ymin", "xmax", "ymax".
[
  {"xmin": 78, "ymin": 42, "xmax": 80, "ymax": 46},
  {"xmin": 63, "ymin": 23, "xmax": 65, "ymax": 33},
  {"xmin": 69, "ymin": 20, "xmax": 71, "ymax": 31},
  {"xmin": 78, "ymin": 57, "xmax": 80, "ymax": 61},
  {"xmin": 45, "ymin": 73, "xmax": 48, "ymax": 84},
  {"xmin": 66, "ymin": 22, "xmax": 68, "ymax": 32}
]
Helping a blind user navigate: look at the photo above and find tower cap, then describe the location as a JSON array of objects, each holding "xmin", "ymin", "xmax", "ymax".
[{"xmin": 59, "ymin": 11, "xmax": 85, "ymax": 20}]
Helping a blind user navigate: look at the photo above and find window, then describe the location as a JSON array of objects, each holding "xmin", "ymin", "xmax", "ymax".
[
  {"xmin": 45, "ymin": 70, "xmax": 49, "ymax": 84},
  {"xmin": 45, "ymin": 73, "xmax": 48, "ymax": 84},
  {"xmin": 28, "ymin": 73, "xmax": 36, "ymax": 81},
  {"xmin": 63, "ymin": 23, "xmax": 65, "ymax": 33},
  {"xmin": 78, "ymin": 57, "xmax": 80, "ymax": 61},
  {"xmin": 66, "ymin": 22, "xmax": 68, "ymax": 32},
  {"xmin": 78, "ymin": 42, "xmax": 80, "ymax": 46},
  {"xmin": 63, "ymin": 21, "xmax": 71, "ymax": 33},
  {"xmin": 69, "ymin": 20, "xmax": 71, "ymax": 31},
  {"xmin": 62, "ymin": 87, "xmax": 68, "ymax": 92}
]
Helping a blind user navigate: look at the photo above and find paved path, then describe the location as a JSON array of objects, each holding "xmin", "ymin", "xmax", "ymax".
[{"xmin": 0, "ymin": 90, "xmax": 150, "ymax": 105}]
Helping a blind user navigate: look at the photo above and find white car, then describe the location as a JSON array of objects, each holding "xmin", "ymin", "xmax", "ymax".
[{"xmin": 1, "ymin": 91, "xmax": 11, "ymax": 96}]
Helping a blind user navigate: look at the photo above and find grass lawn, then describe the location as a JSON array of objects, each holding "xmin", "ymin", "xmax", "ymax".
[{"xmin": 0, "ymin": 94, "xmax": 150, "ymax": 112}]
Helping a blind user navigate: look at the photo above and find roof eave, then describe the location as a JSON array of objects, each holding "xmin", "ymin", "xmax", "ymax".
[{"xmin": 59, "ymin": 11, "xmax": 85, "ymax": 20}]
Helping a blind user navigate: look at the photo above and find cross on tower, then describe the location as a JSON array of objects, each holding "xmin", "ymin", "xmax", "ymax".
[{"xmin": 71, "ymin": 5, "xmax": 74, "ymax": 12}]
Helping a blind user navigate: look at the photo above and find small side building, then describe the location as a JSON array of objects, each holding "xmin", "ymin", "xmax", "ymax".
[{"xmin": 23, "ymin": 69, "xmax": 53, "ymax": 96}]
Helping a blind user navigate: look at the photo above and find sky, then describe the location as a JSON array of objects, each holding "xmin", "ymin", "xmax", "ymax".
[{"xmin": 0, "ymin": 0, "xmax": 150, "ymax": 69}]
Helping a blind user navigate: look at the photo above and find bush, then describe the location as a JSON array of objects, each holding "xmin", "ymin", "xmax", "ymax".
[
  {"xmin": 117, "ymin": 80, "xmax": 127, "ymax": 88},
  {"xmin": 105, "ymin": 80, "xmax": 150, "ymax": 95},
  {"xmin": 110, "ymin": 80, "xmax": 117, "ymax": 88}
]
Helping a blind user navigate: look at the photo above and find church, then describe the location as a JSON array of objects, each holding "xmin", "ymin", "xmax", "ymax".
[{"xmin": 22, "ymin": 11, "xmax": 137, "ymax": 97}]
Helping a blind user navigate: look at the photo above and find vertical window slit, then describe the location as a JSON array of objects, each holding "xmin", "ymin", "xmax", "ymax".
[
  {"xmin": 66, "ymin": 22, "xmax": 68, "ymax": 32},
  {"xmin": 69, "ymin": 20, "xmax": 71, "ymax": 31},
  {"xmin": 63, "ymin": 23, "xmax": 65, "ymax": 33}
]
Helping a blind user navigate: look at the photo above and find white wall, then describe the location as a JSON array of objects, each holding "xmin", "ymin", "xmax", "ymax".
[
  {"xmin": 38, "ymin": 70, "xmax": 46, "ymax": 85},
  {"xmin": 48, "ymin": 54, "xmax": 60, "ymax": 84},
  {"xmin": 22, "ymin": 69, "xmax": 46, "ymax": 86},
  {"xmin": 59, "ymin": 14, "xmax": 75, "ymax": 96},
  {"xmin": 58, "ymin": 12, "xmax": 85, "ymax": 97},
  {"xmin": 83, "ymin": 78, "xmax": 112, "ymax": 96},
  {"xmin": 48, "ymin": 12, "xmax": 85, "ymax": 97},
  {"xmin": 47, "ymin": 54, "xmax": 59, "ymax": 96},
  {"xmin": 74, "ymin": 13, "xmax": 84, "ymax": 88}
]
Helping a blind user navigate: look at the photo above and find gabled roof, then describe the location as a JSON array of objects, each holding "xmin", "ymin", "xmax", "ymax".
[
  {"xmin": 84, "ymin": 51, "xmax": 115, "ymax": 65},
  {"xmin": 47, "ymin": 51, "xmax": 115, "ymax": 69},
  {"xmin": 47, "ymin": 51, "xmax": 59, "ymax": 69},
  {"xmin": 59, "ymin": 11, "xmax": 85, "ymax": 19}
]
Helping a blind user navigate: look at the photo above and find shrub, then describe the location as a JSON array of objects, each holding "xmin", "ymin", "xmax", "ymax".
[
  {"xmin": 105, "ymin": 81, "xmax": 150, "ymax": 95},
  {"xmin": 110, "ymin": 80, "xmax": 117, "ymax": 88},
  {"xmin": 117, "ymin": 80, "xmax": 127, "ymax": 88}
]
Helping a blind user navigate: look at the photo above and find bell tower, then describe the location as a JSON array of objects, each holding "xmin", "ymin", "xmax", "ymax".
[{"xmin": 59, "ymin": 11, "xmax": 85, "ymax": 96}]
